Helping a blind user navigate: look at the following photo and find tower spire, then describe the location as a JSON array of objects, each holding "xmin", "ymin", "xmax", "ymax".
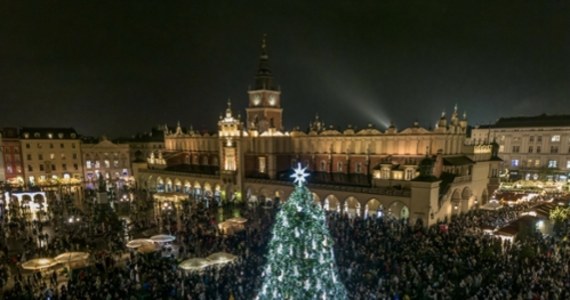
[{"xmin": 254, "ymin": 34, "xmax": 276, "ymax": 90}]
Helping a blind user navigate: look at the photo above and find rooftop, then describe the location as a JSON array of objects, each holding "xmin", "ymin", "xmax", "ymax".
[{"xmin": 479, "ymin": 114, "xmax": 570, "ymax": 129}]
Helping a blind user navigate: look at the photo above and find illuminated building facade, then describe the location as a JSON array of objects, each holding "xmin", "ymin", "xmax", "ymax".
[
  {"xmin": 471, "ymin": 115, "xmax": 570, "ymax": 182},
  {"xmin": 81, "ymin": 136, "xmax": 132, "ymax": 190},
  {"xmin": 0, "ymin": 128, "xmax": 24, "ymax": 186},
  {"xmin": 138, "ymin": 37, "xmax": 500, "ymax": 226},
  {"xmin": 19, "ymin": 128, "xmax": 83, "ymax": 187}
]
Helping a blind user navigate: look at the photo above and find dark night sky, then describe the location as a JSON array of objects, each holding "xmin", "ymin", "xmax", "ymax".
[{"xmin": 1, "ymin": 1, "xmax": 569, "ymax": 137}]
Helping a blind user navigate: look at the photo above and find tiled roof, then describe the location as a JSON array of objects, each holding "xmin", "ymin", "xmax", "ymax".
[
  {"xmin": 20, "ymin": 127, "xmax": 79, "ymax": 139},
  {"xmin": 479, "ymin": 114, "xmax": 570, "ymax": 128}
]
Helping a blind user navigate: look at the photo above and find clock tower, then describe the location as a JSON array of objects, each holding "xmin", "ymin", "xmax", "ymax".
[{"xmin": 246, "ymin": 35, "xmax": 283, "ymax": 133}]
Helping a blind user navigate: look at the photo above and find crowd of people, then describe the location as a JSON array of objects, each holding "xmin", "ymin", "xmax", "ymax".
[{"xmin": 1, "ymin": 189, "xmax": 569, "ymax": 299}]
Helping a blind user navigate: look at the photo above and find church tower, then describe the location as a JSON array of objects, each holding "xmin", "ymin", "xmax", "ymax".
[{"xmin": 246, "ymin": 35, "xmax": 283, "ymax": 133}]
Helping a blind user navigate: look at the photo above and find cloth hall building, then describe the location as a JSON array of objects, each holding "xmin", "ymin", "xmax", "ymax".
[{"xmin": 137, "ymin": 38, "xmax": 501, "ymax": 227}]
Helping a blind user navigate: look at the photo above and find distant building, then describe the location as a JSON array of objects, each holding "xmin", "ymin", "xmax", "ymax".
[
  {"xmin": 0, "ymin": 128, "xmax": 24, "ymax": 186},
  {"xmin": 114, "ymin": 126, "xmax": 165, "ymax": 164},
  {"xmin": 19, "ymin": 128, "xmax": 83, "ymax": 188},
  {"xmin": 136, "ymin": 36, "xmax": 500, "ymax": 227},
  {"xmin": 80, "ymin": 136, "xmax": 132, "ymax": 190},
  {"xmin": 471, "ymin": 114, "xmax": 570, "ymax": 182}
]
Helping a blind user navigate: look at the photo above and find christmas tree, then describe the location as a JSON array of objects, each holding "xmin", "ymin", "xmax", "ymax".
[{"xmin": 257, "ymin": 163, "xmax": 348, "ymax": 300}]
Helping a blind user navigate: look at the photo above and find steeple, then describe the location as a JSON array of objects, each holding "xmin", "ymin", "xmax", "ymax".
[{"xmin": 254, "ymin": 34, "xmax": 276, "ymax": 90}]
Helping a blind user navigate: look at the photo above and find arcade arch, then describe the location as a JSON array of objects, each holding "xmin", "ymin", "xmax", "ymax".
[
  {"xmin": 323, "ymin": 194, "xmax": 340, "ymax": 212},
  {"xmin": 365, "ymin": 198, "xmax": 384, "ymax": 218},
  {"xmin": 344, "ymin": 196, "xmax": 361, "ymax": 218}
]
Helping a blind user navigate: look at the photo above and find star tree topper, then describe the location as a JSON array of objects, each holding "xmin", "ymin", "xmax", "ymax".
[{"xmin": 290, "ymin": 163, "xmax": 310, "ymax": 187}]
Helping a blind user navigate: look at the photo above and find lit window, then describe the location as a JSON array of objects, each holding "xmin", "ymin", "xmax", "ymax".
[
  {"xmin": 113, "ymin": 160, "xmax": 119, "ymax": 168},
  {"xmin": 86, "ymin": 160, "xmax": 92, "ymax": 169},
  {"xmin": 337, "ymin": 161, "xmax": 343, "ymax": 172},
  {"xmin": 511, "ymin": 159, "xmax": 520, "ymax": 167},
  {"xmin": 548, "ymin": 160, "xmax": 558, "ymax": 168},
  {"xmin": 6, "ymin": 166, "xmax": 12, "ymax": 173},
  {"xmin": 258, "ymin": 157, "xmax": 267, "ymax": 173},
  {"xmin": 567, "ymin": 160, "xmax": 570, "ymax": 169},
  {"xmin": 50, "ymin": 153, "xmax": 55, "ymax": 160},
  {"xmin": 535, "ymin": 160, "xmax": 541, "ymax": 167},
  {"xmin": 551, "ymin": 135, "xmax": 560, "ymax": 142},
  {"xmin": 104, "ymin": 160, "xmax": 110, "ymax": 168},
  {"xmin": 95, "ymin": 161, "xmax": 100, "ymax": 168}
]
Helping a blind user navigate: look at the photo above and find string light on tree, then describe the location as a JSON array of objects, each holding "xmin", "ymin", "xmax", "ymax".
[{"xmin": 256, "ymin": 164, "xmax": 348, "ymax": 299}]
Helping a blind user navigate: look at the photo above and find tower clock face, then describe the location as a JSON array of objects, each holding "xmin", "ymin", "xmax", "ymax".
[
  {"xmin": 253, "ymin": 95, "xmax": 261, "ymax": 106},
  {"xmin": 268, "ymin": 95, "xmax": 276, "ymax": 106}
]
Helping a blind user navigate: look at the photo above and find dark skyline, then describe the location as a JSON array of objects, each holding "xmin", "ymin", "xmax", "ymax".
[{"xmin": 1, "ymin": 1, "xmax": 569, "ymax": 138}]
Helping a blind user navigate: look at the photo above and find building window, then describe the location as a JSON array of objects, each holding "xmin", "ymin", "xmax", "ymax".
[
  {"xmin": 37, "ymin": 143, "xmax": 42, "ymax": 149},
  {"xmin": 27, "ymin": 154, "xmax": 32, "ymax": 160},
  {"xmin": 337, "ymin": 161, "xmax": 343, "ymax": 172},
  {"xmin": 537, "ymin": 136, "xmax": 542, "ymax": 142},
  {"xmin": 73, "ymin": 163, "xmax": 78, "ymax": 170},
  {"xmin": 551, "ymin": 146, "xmax": 559, "ymax": 154},
  {"xmin": 25, "ymin": 143, "xmax": 30, "ymax": 149},
  {"xmin": 6, "ymin": 166, "xmax": 12, "ymax": 174},
  {"xmin": 511, "ymin": 159, "xmax": 520, "ymax": 167},
  {"xmin": 49, "ymin": 143, "xmax": 53, "ymax": 149},
  {"xmin": 72, "ymin": 153, "xmax": 77, "ymax": 159},
  {"xmin": 95, "ymin": 161, "xmax": 100, "ymax": 169},
  {"xmin": 113, "ymin": 160, "xmax": 119, "ymax": 168},
  {"xmin": 535, "ymin": 160, "xmax": 541, "ymax": 167},
  {"xmin": 381, "ymin": 168, "xmax": 391, "ymax": 179},
  {"xmin": 50, "ymin": 153, "xmax": 55, "ymax": 160},
  {"xmin": 38, "ymin": 154, "xmax": 43, "ymax": 160},
  {"xmin": 28, "ymin": 165, "xmax": 33, "ymax": 172},
  {"xmin": 320, "ymin": 160, "xmax": 326, "ymax": 171},
  {"xmin": 529, "ymin": 136, "xmax": 534, "ymax": 142},
  {"xmin": 71, "ymin": 143, "xmax": 76, "ymax": 149},
  {"xmin": 51, "ymin": 164, "xmax": 56, "ymax": 171},
  {"xmin": 40, "ymin": 165, "xmax": 44, "ymax": 171},
  {"xmin": 527, "ymin": 159, "xmax": 533, "ymax": 167},
  {"xmin": 536, "ymin": 146, "xmax": 541, "ymax": 153},
  {"xmin": 512, "ymin": 146, "xmax": 520, "ymax": 153},
  {"xmin": 104, "ymin": 160, "xmax": 110, "ymax": 168},
  {"xmin": 60, "ymin": 143, "xmax": 64, "ymax": 148},
  {"xmin": 258, "ymin": 157, "xmax": 266, "ymax": 173},
  {"xmin": 61, "ymin": 153, "xmax": 66, "ymax": 159},
  {"xmin": 404, "ymin": 169, "xmax": 414, "ymax": 180},
  {"xmin": 528, "ymin": 146, "xmax": 533, "ymax": 153},
  {"xmin": 86, "ymin": 161, "xmax": 92, "ymax": 169},
  {"xmin": 551, "ymin": 135, "xmax": 561, "ymax": 142},
  {"xmin": 499, "ymin": 145, "xmax": 504, "ymax": 153},
  {"xmin": 548, "ymin": 160, "xmax": 558, "ymax": 168},
  {"xmin": 356, "ymin": 162, "xmax": 362, "ymax": 173},
  {"xmin": 62, "ymin": 163, "xmax": 67, "ymax": 171},
  {"xmin": 567, "ymin": 160, "xmax": 570, "ymax": 169}
]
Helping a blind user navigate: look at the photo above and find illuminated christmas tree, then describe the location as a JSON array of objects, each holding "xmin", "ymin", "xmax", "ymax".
[{"xmin": 257, "ymin": 164, "xmax": 348, "ymax": 300}]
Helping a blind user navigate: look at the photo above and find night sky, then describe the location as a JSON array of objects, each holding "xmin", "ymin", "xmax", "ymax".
[{"xmin": 1, "ymin": 1, "xmax": 569, "ymax": 138}]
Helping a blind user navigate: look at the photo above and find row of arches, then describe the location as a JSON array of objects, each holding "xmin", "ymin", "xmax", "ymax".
[
  {"xmin": 149, "ymin": 176, "xmax": 222, "ymax": 197},
  {"xmin": 248, "ymin": 186, "xmax": 410, "ymax": 220}
]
